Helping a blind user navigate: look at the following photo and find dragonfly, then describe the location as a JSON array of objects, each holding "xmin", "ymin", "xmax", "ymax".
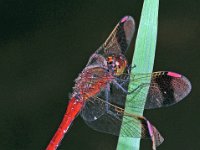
[{"xmin": 46, "ymin": 16, "xmax": 191, "ymax": 150}]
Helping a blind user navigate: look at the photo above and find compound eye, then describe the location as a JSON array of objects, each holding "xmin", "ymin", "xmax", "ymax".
[{"xmin": 114, "ymin": 57, "xmax": 127, "ymax": 76}]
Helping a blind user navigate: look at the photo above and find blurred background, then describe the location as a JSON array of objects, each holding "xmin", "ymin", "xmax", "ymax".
[{"xmin": 0, "ymin": 0, "xmax": 199, "ymax": 150}]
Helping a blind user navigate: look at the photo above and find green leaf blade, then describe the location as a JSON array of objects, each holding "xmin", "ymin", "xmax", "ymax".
[{"xmin": 117, "ymin": 0, "xmax": 159, "ymax": 149}]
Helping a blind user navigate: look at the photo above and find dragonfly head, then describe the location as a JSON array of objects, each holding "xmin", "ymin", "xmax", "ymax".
[{"xmin": 106, "ymin": 54, "xmax": 127, "ymax": 76}]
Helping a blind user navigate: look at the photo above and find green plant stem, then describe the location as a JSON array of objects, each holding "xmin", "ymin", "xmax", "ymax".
[{"xmin": 117, "ymin": 0, "xmax": 159, "ymax": 149}]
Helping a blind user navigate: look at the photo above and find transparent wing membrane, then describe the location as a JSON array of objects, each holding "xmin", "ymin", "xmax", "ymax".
[
  {"xmin": 126, "ymin": 71, "xmax": 192, "ymax": 109},
  {"xmin": 81, "ymin": 96, "xmax": 164, "ymax": 149},
  {"xmin": 81, "ymin": 91, "xmax": 107, "ymax": 122},
  {"xmin": 86, "ymin": 16, "xmax": 135, "ymax": 68},
  {"xmin": 95, "ymin": 16, "xmax": 135, "ymax": 56}
]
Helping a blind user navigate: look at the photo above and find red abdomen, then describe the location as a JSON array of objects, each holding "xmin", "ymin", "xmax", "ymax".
[{"xmin": 46, "ymin": 97, "xmax": 83, "ymax": 150}]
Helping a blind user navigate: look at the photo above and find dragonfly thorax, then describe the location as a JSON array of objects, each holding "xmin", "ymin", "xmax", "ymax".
[{"xmin": 106, "ymin": 54, "xmax": 127, "ymax": 76}]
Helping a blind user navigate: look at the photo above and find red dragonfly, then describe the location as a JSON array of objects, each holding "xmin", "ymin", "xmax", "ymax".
[{"xmin": 46, "ymin": 16, "xmax": 191, "ymax": 150}]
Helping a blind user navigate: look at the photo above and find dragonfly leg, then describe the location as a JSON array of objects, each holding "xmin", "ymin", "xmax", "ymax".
[
  {"xmin": 119, "ymin": 77, "xmax": 130, "ymax": 86},
  {"xmin": 112, "ymin": 80, "xmax": 129, "ymax": 94},
  {"xmin": 115, "ymin": 74, "xmax": 130, "ymax": 87},
  {"xmin": 113, "ymin": 80, "xmax": 149, "ymax": 95},
  {"xmin": 127, "ymin": 64, "xmax": 136, "ymax": 74}
]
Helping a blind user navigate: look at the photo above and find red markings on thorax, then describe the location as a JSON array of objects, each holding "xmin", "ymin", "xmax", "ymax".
[{"xmin": 73, "ymin": 66, "xmax": 113, "ymax": 101}]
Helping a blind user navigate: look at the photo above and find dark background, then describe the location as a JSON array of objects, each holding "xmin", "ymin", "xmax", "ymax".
[{"xmin": 0, "ymin": 0, "xmax": 199, "ymax": 150}]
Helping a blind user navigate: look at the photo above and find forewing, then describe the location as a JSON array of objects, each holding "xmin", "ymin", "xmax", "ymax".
[
  {"xmin": 96, "ymin": 16, "xmax": 135, "ymax": 56},
  {"xmin": 145, "ymin": 71, "xmax": 191, "ymax": 109},
  {"xmin": 86, "ymin": 16, "xmax": 134, "ymax": 67},
  {"xmin": 125, "ymin": 71, "xmax": 192, "ymax": 109}
]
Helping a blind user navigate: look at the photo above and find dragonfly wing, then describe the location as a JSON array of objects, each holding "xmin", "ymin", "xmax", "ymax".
[
  {"xmin": 125, "ymin": 71, "xmax": 191, "ymax": 109},
  {"xmin": 119, "ymin": 115, "xmax": 164, "ymax": 148},
  {"xmin": 146, "ymin": 71, "xmax": 191, "ymax": 109},
  {"xmin": 83, "ymin": 109, "xmax": 122, "ymax": 135},
  {"xmin": 96, "ymin": 16, "xmax": 135, "ymax": 56},
  {"xmin": 83, "ymin": 96, "xmax": 164, "ymax": 148},
  {"xmin": 81, "ymin": 91, "xmax": 107, "ymax": 122},
  {"xmin": 86, "ymin": 16, "xmax": 134, "ymax": 67}
]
